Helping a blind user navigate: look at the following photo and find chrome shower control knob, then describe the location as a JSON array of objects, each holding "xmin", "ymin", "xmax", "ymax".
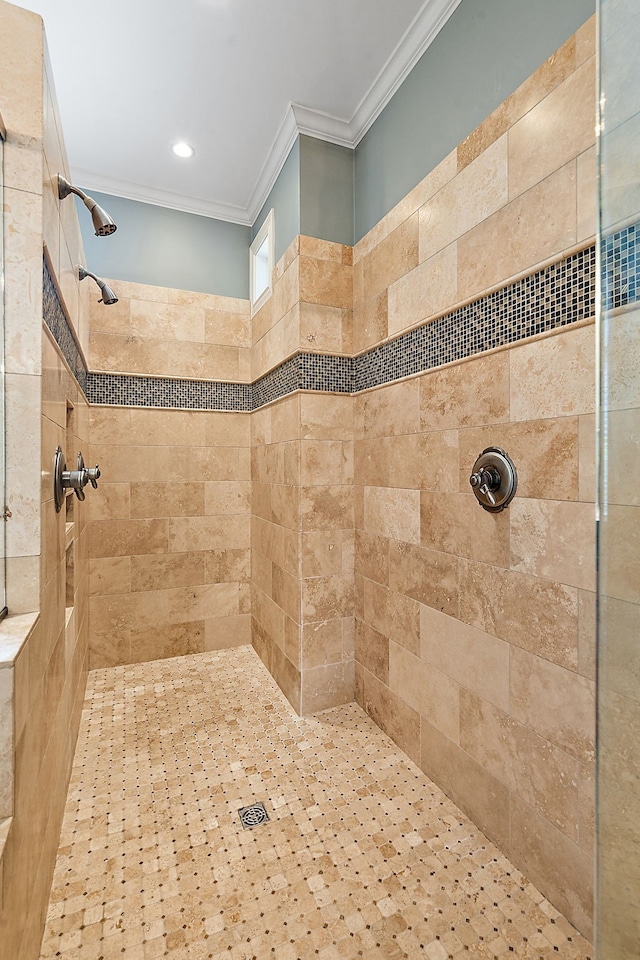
[
  {"xmin": 86, "ymin": 465, "xmax": 101, "ymax": 488},
  {"xmin": 469, "ymin": 447, "xmax": 517, "ymax": 513}
]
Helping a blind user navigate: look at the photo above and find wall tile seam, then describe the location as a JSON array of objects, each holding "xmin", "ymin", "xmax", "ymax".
[{"xmin": 48, "ymin": 223, "xmax": 630, "ymax": 410}]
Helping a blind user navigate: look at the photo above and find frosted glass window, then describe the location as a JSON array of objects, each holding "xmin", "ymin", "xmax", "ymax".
[{"xmin": 250, "ymin": 210, "xmax": 274, "ymax": 312}]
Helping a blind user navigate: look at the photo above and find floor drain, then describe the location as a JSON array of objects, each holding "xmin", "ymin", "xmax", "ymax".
[{"xmin": 238, "ymin": 802, "xmax": 270, "ymax": 829}]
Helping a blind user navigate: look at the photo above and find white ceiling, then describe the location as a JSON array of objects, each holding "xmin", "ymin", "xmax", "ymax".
[{"xmin": 18, "ymin": 0, "xmax": 461, "ymax": 224}]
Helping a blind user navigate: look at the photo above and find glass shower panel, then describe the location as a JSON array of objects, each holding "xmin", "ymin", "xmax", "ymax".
[
  {"xmin": 596, "ymin": 0, "xmax": 640, "ymax": 955},
  {"xmin": 0, "ymin": 115, "xmax": 5, "ymax": 618}
]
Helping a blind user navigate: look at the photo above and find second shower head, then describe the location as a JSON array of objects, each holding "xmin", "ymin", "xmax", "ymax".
[
  {"xmin": 78, "ymin": 266, "xmax": 118, "ymax": 305},
  {"xmin": 58, "ymin": 175, "xmax": 117, "ymax": 236}
]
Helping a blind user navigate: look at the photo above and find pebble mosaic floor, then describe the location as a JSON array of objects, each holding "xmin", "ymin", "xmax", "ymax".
[{"xmin": 39, "ymin": 646, "xmax": 592, "ymax": 960}]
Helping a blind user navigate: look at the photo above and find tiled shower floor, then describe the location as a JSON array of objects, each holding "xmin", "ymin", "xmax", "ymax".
[{"xmin": 39, "ymin": 647, "xmax": 592, "ymax": 960}]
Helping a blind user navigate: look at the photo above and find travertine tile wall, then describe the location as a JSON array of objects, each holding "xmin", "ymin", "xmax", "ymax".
[
  {"xmin": 352, "ymin": 17, "xmax": 596, "ymax": 940},
  {"xmin": 250, "ymin": 238, "xmax": 354, "ymax": 713},
  {"xmin": 87, "ymin": 282, "xmax": 252, "ymax": 668},
  {"xmin": 0, "ymin": 2, "xmax": 91, "ymax": 956}
]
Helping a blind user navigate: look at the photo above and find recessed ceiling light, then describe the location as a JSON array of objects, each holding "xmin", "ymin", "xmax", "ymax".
[{"xmin": 172, "ymin": 141, "xmax": 195, "ymax": 159}]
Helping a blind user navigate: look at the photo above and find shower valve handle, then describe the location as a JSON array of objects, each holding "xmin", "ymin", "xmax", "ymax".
[
  {"xmin": 469, "ymin": 467, "xmax": 500, "ymax": 506},
  {"xmin": 86, "ymin": 465, "xmax": 101, "ymax": 489}
]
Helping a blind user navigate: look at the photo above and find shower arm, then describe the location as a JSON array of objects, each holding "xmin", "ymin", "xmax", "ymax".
[{"xmin": 58, "ymin": 174, "xmax": 98, "ymax": 213}]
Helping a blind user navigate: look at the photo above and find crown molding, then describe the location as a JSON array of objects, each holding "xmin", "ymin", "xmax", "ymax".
[
  {"xmin": 349, "ymin": 0, "xmax": 463, "ymax": 145},
  {"xmin": 70, "ymin": 167, "xmax": 252, "ymax": 225},
  {"xmin": 73, "ymin": 0, "xmax": 462, "ymax": 227},
  {"xmin": 244, "ymin": 104, "xmax": 299, "ymax": 225}
]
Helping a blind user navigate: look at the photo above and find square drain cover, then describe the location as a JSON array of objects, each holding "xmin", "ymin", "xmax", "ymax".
[{"xmin": 238, "ymin": 802, "xmax": 270, "ymax": 829}]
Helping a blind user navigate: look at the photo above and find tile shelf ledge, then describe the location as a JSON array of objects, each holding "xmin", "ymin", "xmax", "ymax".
[{"xmin": 0, "ymin": 611, "xmax": 38, "ymax": 668}]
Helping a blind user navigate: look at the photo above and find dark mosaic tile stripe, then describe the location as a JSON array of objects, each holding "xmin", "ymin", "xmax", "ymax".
[
  {"xmin": 86, "ymin": 373, "xmax": 252, "ymax": 410},
  {"xmin": 43, "ymin": 261, "xmax": 87, "ymax": 394},
  {"xmin": 46, "ymin": 231, "xmax": 635, "ymax": 412},
  {"xmin": 602, "ymin": 222, "xmax": 640, "ymax": 309},
  {"xmin": 355, "ymin": 244, "xmax": 597, "ymax": 391}
]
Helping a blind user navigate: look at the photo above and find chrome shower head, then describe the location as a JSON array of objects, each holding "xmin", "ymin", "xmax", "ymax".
[
  {"xmin": 58, "ymin": 175, "xmax": 117, "ymax": 236},
  {"xmin": 78, "ymin": 265, "xmax": 119, "ymax": 305}
]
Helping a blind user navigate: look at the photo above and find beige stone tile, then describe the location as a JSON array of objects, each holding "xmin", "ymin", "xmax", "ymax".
[
  {"xmin": 363, "ymin": 215, "xmax": 419, "ymax": 300},
  {"xmin": 129, "ymin": 482, "xmax": 205, "ymax": 518},
  {"xmin": 364, "ymin": 486, "xmax": 420, "ymax": 544},
  {"xmin": 272, "ymin": 257, "xmax": 299, "ymax": 321},
  {"xmin": 300, "ymin": 660, "xmax": 354, "ymax": 715},
  {"xmin": 510, "ymin": 498, "xmax": 596, "ymax": 591},
  {"xmin": 388, "ymin": 540, "xmax": 458, "ymax": 617},
  {"xmin": 204, "ymin": 480, "xmax": 251, "ymax": 516},
  {"xmin": 165, "ymin": 582, "xmax": 239, "ymax": 623},
  {"xmin": 300, "ymin": 394, "xmax": 353, "ymax": 440},
  {"xmin": 576, "ymin": 14, "xmax": 596, "ymax": 66},
  {"xmin": 89, "ymin": 557, "xmax": 131, "ymax": 596},
  {"xmin": 204, "ymin": 614, "xmax": 251, "ymax": 649},
  {"xmin": 301, "ymin": 530, "xmax": 345, "ymax": 578},
  {"xmin": 509, "ymin": 794, "xmax": 593, "ymax": 941},
  {"xmin": 87, "ymin": 482, "xmax": 130, "ymax": 522},
  {"xmin": 204, "ymin": 307, "xmax": 250, "ymax": 348},
  {"xmin": 128, "ymin": 620, "xmax": 206, "ymax": 663},
  {"xmin": 577, "ymin": 146, "xmax": 597, "ymax": 242},
  {"xmin": 130, "ymin": 552, "xmax": 205, "ymax": 592},
  {"xmin": 420, "ymin": 606, "xmax": 509, "ymax": 712},
  {"xmin": 605, "ymin": 407, "xmax": 640, "ymax": 506},
  {"xmin": 352, "ymin": 291, "xmax": 388, "ymax": 353},
  {"xmin": 456, "ymin": 35, "xmax": 577, "ymax": 172},
  {"xmin": 87, "ymin": 519, "xmax": 168, "ymax": 559},
  {"xmin": 386, "ymin": 151, "xmax": 458, "ymax": 232},
  {"xmin": 272, "ymin": 565, "xmax": 301, "ymax": 621},
  {"xmin": 363, "ymin": 578, "xmax": 420, "ymax": 656},
  {"xmin": 509, "ymin": 324, "xmax": 595, "ymax": 421},
  {"xmin": 188, "ymin": 446, "xmax": 249, "ymax": 482},
  {"xmin": 354, "ymin": 618, "xmax": 389, "ymax": 684},
  {"xmin": 302, "ymin": 619, "xmax": 344, "ymax": 670},
  {"xmin": 459, "ymin": 559, "xmax": 579, "ymax": 669},
  {"xmin": 388, "ymin": 641, "xmax": 460, "ymax": 743},
  {"xmin": 361, "ymin": 378, "xmax": 420, "ymax": 438},
  {"xmin": 354, "ymin": 531, "xmax": 389, "ymax": 586},
  {"xmin": 601, "ymin": 504, "xmax": 640, "ymax": 604},
  {"xmin": 88, "ymin": 406, "xmax": 132, "ymax": 445},
  {"xmin": 606, "ymin": 308, "xmax": 640, "ymax": 412},
  {"xmin": 508, "ymin": 59, "xmax": 595, "ymax": 200},
  {"xmin": 457, "ymin": 162, "xmax": 577, "ymax": 302},
  {"xmin": 302, "ymin": 574, "xmax": 353, "ymax": 622},
  {"xmin": 420, "ymin": 351, "xmax": 509, "ymax": 430},
  {"xmin": 4, "ymin": 186, "xmax": 42, "ymax": 378},
  {"xmin": 300, "ymin": 485, "xmax": 352, "ymax": 531},
  {"xmin": 578, "ymin": 589, "xmax": 596, "ymax": 681},
  {"xmin": 300, "ymin": 440, "xmax": 343, "ymax": 486},
  {"xmin": 299, "ymin": 301, "xmax": 345, "ymax": 353},
  {"xmin": 460, "ymin": 690, "xmax": 580, "ymax": 838},
  {"xmin": 421, "ymin": 491, "xmax": 510, "ymax": 566},
  {"xmin": 601, "ymin": 110, "xmax": 640, "ymax": 230},
  {"xmin": 129, "ymin": 300, "xmax": 204, "ymax": 343},
  {"xmin": 510, "ymin": 646, "xmax": 595, "ymax": 764},
  {"xmin": 421, "ymin": 718, "xmax": 511, "ymax": 854},
  {"xmin": 167, "ymin": 515, "xmax": 250, "ymax": 553},
  {"xmin": 458, "ymin": 417, "xmax": 579, "ymax": 501},
  {"xmin": 420, "ymin": 136, "xmax": 508, "ymax": 262},
  {"xmin": 361, "ymin": 671, "xmax": 420, "ymax": 765},
  {"xmin": 387, "ymin": 243, "xmax": 457, "ymax": 336},
  {"xmin": 129, "ymin": 408, "xmax": 207, "ymax": 447},
  {"xmin": 88, "ymin": 443, "xmax": 189, "ymax": 484}
]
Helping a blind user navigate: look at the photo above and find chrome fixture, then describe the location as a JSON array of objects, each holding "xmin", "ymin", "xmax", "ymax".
[
  {"xmin": 469, "ymin": 447, "xmax": 517, "ymax": 513},
  {"xmin": 54, "ymin": 448, "xmax": 101, "ymax": 512},
  {"xmin": 77, "ymin": 265, "xmax": 118, "ymax": 305},
  {"xmin": 57, "ymin": 174, "xmax": 117, "ymax": 236}
]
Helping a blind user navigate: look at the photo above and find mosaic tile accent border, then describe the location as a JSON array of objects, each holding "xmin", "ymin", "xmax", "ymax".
[
  {"xmin": 44, "ymin": 235, "xmax": 614, "ymax": 411},
  {"xmin": 86, "ymin": 372, "xmax": 252, "ymax": 410},
  {"xmin": 43, "ymin": 261, "xmax": 87, "ymax": 394}
]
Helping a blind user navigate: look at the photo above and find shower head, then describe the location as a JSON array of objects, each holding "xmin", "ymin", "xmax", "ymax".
[
  {"xmin": 58, "ymin": 175, "xmax": 117, "ymax": 236},
  {"xmin": 78, "ymin": 265, "xmax": 119, "ymax": 305}
]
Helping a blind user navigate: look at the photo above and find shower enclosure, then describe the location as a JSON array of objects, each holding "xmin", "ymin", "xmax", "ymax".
[{"xmin": 596, "ymin": 0, "xmax": 640, "ymax": 954}]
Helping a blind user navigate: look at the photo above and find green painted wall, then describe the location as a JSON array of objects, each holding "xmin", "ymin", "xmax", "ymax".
[
  {"xmin": 300, "ymin": 135, "xmax": 354, "ymax": 247},
  {"xmin": 251, "ymin": 137, "xmax": 300, "ymax": 264},
  {"xmin": 78, "ymin": 191, "xmax": 251, "ymax": 298},
  {"xmin": 354, "ymin": 0, "xmax": 595, "ymax": 240}
]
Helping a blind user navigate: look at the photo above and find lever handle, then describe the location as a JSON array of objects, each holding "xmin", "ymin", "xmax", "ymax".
[
  {"xmin": 86, "ymin": 465, "xmax": 101, "ymax": 489},
  {"xmin": 479, "ymin": 482, "xmax": 496, "ymax": 506}
]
